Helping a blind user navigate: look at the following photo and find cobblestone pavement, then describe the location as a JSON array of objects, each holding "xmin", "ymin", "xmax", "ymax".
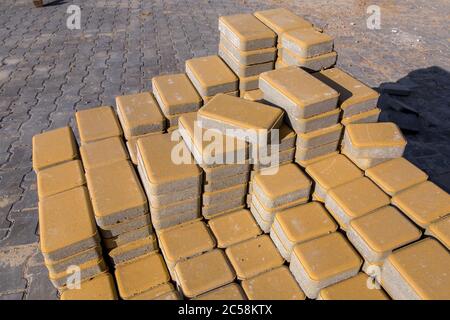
[{"xmin": 0, "ymin": 0, "xmax": 449, "ymax": 299}]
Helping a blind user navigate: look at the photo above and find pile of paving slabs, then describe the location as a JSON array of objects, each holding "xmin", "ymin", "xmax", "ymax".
[{"xmin": 32, "ymin": 8, "xmax": 450, "ymax": 300}]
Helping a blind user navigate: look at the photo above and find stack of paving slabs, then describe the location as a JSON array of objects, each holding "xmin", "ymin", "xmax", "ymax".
[
  {"xmin": 136, "ymin": 133, "xmax": 202, "ymax": 230},
  {"xmin": 32, "ymin": 126, "xmax": 79, "ymax": 173},
  {"xmin": 241, "ymin": 266, "xmax": 305, "ymax": 300},
  {"xmin": 347, "ymin": 205, "xmax": 422, "ymax": 273},
  {"xmin": 33, "ymin": 127, "xmax": 85, "ymax": 199},
  {"xmin": 39, "ymin": 186, "xmax": 105, "ymax": 289},
  {"xmin": 260, "ymin": 66, "xmax": 342, "ymax": 166},
  {"xmin": 278, "ymin": 27, "xmax": 337, "ymax": 72},
  {"xmin": 313, "ymin": 68, "xmax": 381, "ymax": 126},
  {"xmin": 60, "ymin": 272, "xmax": 118, "ymax": 300},
  {"xmin": 246, "ymin": 123, "xmax": 297, "ymax": 207},
  {"xmin": 270, "ymin": 202, "xmax": 337, "ymax": 261},
  {"xmin": 425, "ymin": 215, "xmax": 450, "ymax": 250},
  {"xmin": 174, "ymin": 249, "xmax": 236, "ymax": 298},
  {"xmin": 225, "ymin": 234, "xmax": 284, "ymax": 281},
  {"xmin": 289, "ymin": 232, "xmax": 362, "ymax": 298},
  {"xmin": 324, "ymin": 176, "xmax": 390, "ymax": 231},
  {"xmin": 185, "ymin": 55, "xmax": 238, "ymax": 103},
  {"xmin": 381, "ymin": 238, "xmax": 450, "ymax": 299},
  {"xmin": 80, "ymin": 136, "xmax": 130, "ymax": 172},
  {"xmin": 218, "ymin": 13, "xmax": 276, "ymax": 98},
  {"xmin": 158, "ymin": 220, "xmax": 216, "ymax": 280},
  {"xmin": 305, "ymin": 154, "xmax": 363, "ymax": 202},
  {"xmin": 114, "ymin": 251, "xmax": 179, "ymax": 300},
  {"xmin": 197, "ymin": 94, "xmax": 284, "ymax": 146},
  {"xmin": 253, "ymin": 8, "xmax": 313, "ymax": 70},
  {"xmin": 85, "ymin": 159, "xmax": 155, "ymax": 265},
  {"xmin": 208, "ymin": 209, "xmax": 262, "ymax": 248},
  {"xmin": 391, "ymin": 181, "xmax": 450, "ymax": 229},
  {"xmin": 115, "ymin": 92, "xmax": 166, "ymax": 165},
  {"xmin": 317, "ymin": 273, "xmax": 389, "ymax": 300},
  {"xmin": 365, "ymin": 157, "xmax": 428, "ymax": 196},
  {"xmin": 341, "ymin": 122, "xmax": 407, "ymax": 170},
  {"xmin": 250, "ymin": 163, "xmax": 311, "ymax": 232},
  {"xmin": 75, "ymin": 105, "xmax": 123, "ymax": 144},
  {"xmin": 151, "ymin": 73, "xmax": 202, "ymax": 130},
  {"xmin": 178, "ymin": 112, "xmax": 250, "ymax": 218}
]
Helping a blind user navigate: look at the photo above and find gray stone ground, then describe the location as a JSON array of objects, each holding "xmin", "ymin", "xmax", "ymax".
[{"xmin": 0, "ymin": 0, "xmax": 449, "ymax": 299}]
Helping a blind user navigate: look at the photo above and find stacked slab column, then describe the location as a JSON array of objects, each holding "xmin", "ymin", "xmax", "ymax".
[{"xmin": 218, "ymin": 13, "xmax": 277, "ymax": 99}]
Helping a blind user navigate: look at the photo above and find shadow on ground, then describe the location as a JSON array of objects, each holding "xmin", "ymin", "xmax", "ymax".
[{"xmin": 375, "ymin": 66, "xmax": 450, "ymax": 192}]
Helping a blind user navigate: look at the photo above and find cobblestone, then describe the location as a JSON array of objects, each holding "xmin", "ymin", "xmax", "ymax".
[{"xmin": 0, "ymin": 0, "xmax": 449, "ymax": 299}]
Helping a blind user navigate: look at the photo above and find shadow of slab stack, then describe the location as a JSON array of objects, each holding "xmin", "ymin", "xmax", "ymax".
[
  {"xmin": 185, "ymin": 55, "xmax": 238, "ymax": 103},
  {"xmin": 75, "ymin": 106, "xmax": 157, "ymax": 268},
  {"xmin": 278, "ymin": 26, "xmax": 337, "ymax": 72},
  {"xmin": 33, "ymin": 127, "xmax": 116, "ymax": 298},
  {"xmin": 253, "ymin": 8, "xmax": 313, "ymax": 71},
  {"xmin": 341, "ymin": 122, "xmax": 407, "ymax": 170},
  {"xmin": 178, "ymin": 112, "xmax": 250, "ymax": 218},
  {"xmin": 135, "ymin": 133, "xmax": 202, "ymax": 231},
  {"xmin": 218, "ymin": 13, "xmax": 277, "ymax": 100},
  {"xmin": 151, "ymin": 73, "xmax": 203, "ymax": 132},
  {"xmin": 260, "ymin": 66, "xmax": 343, "ymax": 167},
  {"xmin": 249, "ymin": 163, "xmax": 311, "ymax": 232},
  {"xmin": 313, "ymin": 68, "xmax": 381, "ymax": 127},
  {"xmin": 115, "ymin": 92, "xmax": 166, "ymax": 165}
]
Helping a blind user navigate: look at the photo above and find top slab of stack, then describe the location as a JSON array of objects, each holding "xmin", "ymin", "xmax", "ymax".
[
  {"xmin": 136, "ymin": 133, "xmax": 202, "ymax": 195},
  {"xmin": 342, "ymin": 122, "xmax": 407, "ymax": 158},
  {"xmin": 219, "ymin": 35, "xmax": 277, "ymax": 66},
  {"xmin": 39, "ymin": 186, "xmax": 99, "ymax": 262},
  {"xmin": 115, "ymin": 92, "xmax": 166, "ymax": 139},
  {"xmin": 218, "ymin": 14, "xmax": 276, "ymax": 51},
  {"xmin": 313, "ymin": 68, "xmax": 380, "ymax": 118},
  {"xmin": 75, "ymin": 106, "xmax": 123, "ymax": 144},
  {"xmin": 60, "ymin": 272, "xmax": 118, "ymax": 300},
  {"xmin": 80, "ymin": 136, "xmax": 129, "ymax": 171},
  {"xmin": 185, "ymin": 55, "xmax": 238, "ymax": 97},
  {"xmin": 178, "ymin": 112, "xmax": 248, "ymax": 168},
  {"xmin": 281, "ymin": 28, "xmax": 334, "ymax": 59},
  {"xmin": 254, "ymin": 8, "xmax": 313, "ymax": 36},
  {"xmin": 85, "ymin": 160, "xmax": 148, "ymax": 227},
  {"xmin": 32, "ymin": 126, "xmax": 78, "ymax": 172},
  {"xmin": 114, "ymin": 252, "xmax": 170, "ymax": 299},
  {"xmin": 260, "ymin": 66, "xmax": 339, "ymax": 119},
  {"xmin": 37, "ymin": 160, "xmax": 86, "ymax": 199},
  {"xmin": 197, "ymin": 94, "xmax": 284, "ymax": 145},
  {"xmin": 151, "ymin": 73, "xmax": 202, "ymax": 116}
]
